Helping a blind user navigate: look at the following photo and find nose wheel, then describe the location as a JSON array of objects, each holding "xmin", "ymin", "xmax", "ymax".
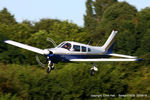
[{"xmin": 47, "ymin": 60, "xmax": 54, "ymax": 73}]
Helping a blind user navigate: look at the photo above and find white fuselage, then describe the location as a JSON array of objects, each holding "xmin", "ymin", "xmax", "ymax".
[{"xmin": 47, "ymin": 41, "xmax": 106, "ymax": 55}]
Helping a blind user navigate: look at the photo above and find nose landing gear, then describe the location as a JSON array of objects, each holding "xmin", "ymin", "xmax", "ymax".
[{"xmin": 47, "ymin": 60, "xmax": 54, "ymax": 73}]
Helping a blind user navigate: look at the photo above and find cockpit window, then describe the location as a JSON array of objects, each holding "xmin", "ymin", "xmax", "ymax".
[
  {"xmin": 62, "ymin": 43, "xmax": 71, "ymax": 50},
  {"xmin": 73, "ymin": 45, "xmax": 80, "ymax": 52}
]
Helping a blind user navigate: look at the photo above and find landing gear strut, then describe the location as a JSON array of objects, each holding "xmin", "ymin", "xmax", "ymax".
[
  {"xmin": 90, "ymin": 64, "xmax": 98, "ymax": 76},
  {"xmin": 47, "ymin": 60, "xmax": 54, "ymax": 73}
]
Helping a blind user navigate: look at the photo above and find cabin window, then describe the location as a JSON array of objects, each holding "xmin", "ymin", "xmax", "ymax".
[
  {"xmin": 62, "ymin": 43, "xmax": 71, "ymax": 50},
  {"xmin": 82, "ymin": 46, "xmax": 86, "ymax": 52},
  {"xmin": 88, "ymin": 48, "xmax": 91, "ymax": 52},
  {"xmin": 73, "ymin": 45, "xmax": 80, "ymax": 52}
]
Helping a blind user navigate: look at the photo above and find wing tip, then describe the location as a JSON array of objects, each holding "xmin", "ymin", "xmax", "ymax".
[
  {"xmin": 3, "ymin": 40, "xmax": 12, "ymax": 43},
  {"xmin": 3, "ymin": 40, "xmax": 7, "ymax": 43}
]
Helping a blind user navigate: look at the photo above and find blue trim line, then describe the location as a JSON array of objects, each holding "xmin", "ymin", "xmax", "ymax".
[{"xmin": 47, "ymin": 54, "xmax": 110, "ymax": 63}]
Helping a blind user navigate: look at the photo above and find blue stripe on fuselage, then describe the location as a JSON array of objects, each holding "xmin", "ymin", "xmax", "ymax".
[{"xmin": 47, "ymin": 54, "xmax": 110, "ymax": 63}]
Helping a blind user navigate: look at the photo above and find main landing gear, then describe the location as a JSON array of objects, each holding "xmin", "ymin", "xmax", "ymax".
[
  {"xmin": 90, "ymin": 64, "xmax": 98, "ymax": 76},
  {"xmin": 47, "ymin": 60, "xmax": 54, "ymax": 73}
]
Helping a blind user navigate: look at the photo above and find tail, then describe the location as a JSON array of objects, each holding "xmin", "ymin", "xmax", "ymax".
[{"xmin": 102, "ymin": 30, "xmax": 118, "ymax": 53}]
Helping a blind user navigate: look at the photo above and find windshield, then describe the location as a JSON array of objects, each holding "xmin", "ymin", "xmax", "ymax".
[{"xmin": 57, "ymin": 42, "xmax": 65, "ymax": 48}]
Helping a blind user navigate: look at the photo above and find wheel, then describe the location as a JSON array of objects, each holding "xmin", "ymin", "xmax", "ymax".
[
  {"xmin": 47, "ymin": 67, "xmax": 51, "ymax": 73},
  {"xmin": 51, "ymin": 66, "xmax": 54, "ymax": 70},
  {"xmin": 90, "ymin": 69, "xmax": 95, "ymax": 76}
]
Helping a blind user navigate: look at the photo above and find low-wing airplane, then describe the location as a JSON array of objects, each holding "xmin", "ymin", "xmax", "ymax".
[{"xmin": 4, "ymin": 30, "xmax": 141, "ymax": 75}]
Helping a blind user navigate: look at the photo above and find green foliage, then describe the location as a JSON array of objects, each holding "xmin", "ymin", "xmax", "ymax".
[
  {"xmin": 84, "ymin": 0, "xmax": 118, "ymax": 35},
  {"xmin": 0, "ymin": 61, "xmax": 150, "ymax": 100},
  {"xmin": 0, "ymin": 93, "xmax": 20, "ymax": 100},
  {"xmin": 90, "ymin": 2, "xmax": 138, "ymax": 55},
  {"xmin": 0, "ymin": 8, "xmax": 17, "ymax": 25},
  {"xmin": 102, "ymin": 2, "xmax": 137, "ymax": 21},
  {"xmin": 135, "ymin": 8, "xmax": 150, "ymax": 55},
  {"xmin": 9, "ymin": 24, "xmax": 32, "ymax": 43},
  {"xmin": 33, "ymin": 18, "xmax": 61, "ymax": 32},
  {"xmin": 49, "ymin": 21, "xmax": 89, "ymax": 44},
  {"xmin": 84, "ymin": 0, "xmax": 98, "ymax": 34},
  {"xmin": 94, "ymin": 0, "xmax": 118, "ymax": 20}
]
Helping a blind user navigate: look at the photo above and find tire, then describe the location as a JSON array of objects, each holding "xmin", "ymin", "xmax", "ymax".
[
  {"xmin": 51, "ymin": 66, "xmax": 54, "ymax": 70},
  {"xmin": 47, "ymin": 67, "xmax": 51, "ymax": 73},
  {"xmin": 90, "ymin": 69, "xmax": 95, "ymax": 76}
]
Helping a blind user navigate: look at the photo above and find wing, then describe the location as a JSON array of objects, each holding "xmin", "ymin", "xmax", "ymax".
[
  {"xmin": 4, "ymin": 40, "xmax": 45, "ymax": 55},
  {"xmin": 70, "ymin": 58, "xmax": 138, "ymax": 62}
]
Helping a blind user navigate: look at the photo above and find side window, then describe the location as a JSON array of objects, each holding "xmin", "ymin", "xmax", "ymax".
[
  {"xmin": 73, "ymin": 45, "xmax": 80, "ymax": 52},
  {"xmin": 88, "ymin": 48, "xmax": 91, "ymax": 52},
  {"xmin": 62, "ymin": 43, "xmax": 71, "ymax": 50},
  {"xmin": 82, "ymin": 46, "xmax": 86, "ymax": 52}
]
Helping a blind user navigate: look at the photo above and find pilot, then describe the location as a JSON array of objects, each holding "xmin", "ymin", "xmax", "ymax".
[
  {"xmin": 64, "ymin": 44, "xmax": 68, "ymax": 48},
  {"xmin": 65, "ymin": 43, "xmax": 71, "ymax": 50}
]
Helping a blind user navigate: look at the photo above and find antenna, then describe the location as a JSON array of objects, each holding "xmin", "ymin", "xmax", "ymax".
[
  {"xmin": 96, "ymin": 40, "xmax": 101, "ymax": 46},
  {"xmin": 87, "ymin": 38, "xmax": 92, "ymax": 45}
]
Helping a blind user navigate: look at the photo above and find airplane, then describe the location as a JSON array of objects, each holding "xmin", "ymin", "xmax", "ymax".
[{"xmin": 4, "ymin": 30, "xmax": 141, "ymax": 75}]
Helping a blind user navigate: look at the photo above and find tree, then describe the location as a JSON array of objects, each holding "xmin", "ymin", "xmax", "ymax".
[
  {"xmin": 33, "ymin": 18, "xmax": 61, "ymax": 33},
  {"xmin": 0, "ymin": 8, "xmax": 17, "ymax": 25},
  {"xmin": 84, "ymin": 0, "xmax": 118, "ymax": 36},
  {"xmin": 9, "ymin": 23, "xmax": 32, "ymax": 43},
  {"xmin": 84, "ymin": 0, "xmax": 98, "ymax": 35},
  {"xmin": 94, "ymin": 0, "xmax": 118, "ymax": 21},
  {"xmin": 135, "ymin": 8, "xmax": 150, "ymax": 55},
  {"xmin": 49, "ymin": 21, "xmax": 89, "ymax": 44},
  {"xmin": 22, "ymin": 30, "xmax": 50, "ymax": 65},
  {"xmin": 92, "ymin": 2, "xmax": 138, "ymax": 55}
]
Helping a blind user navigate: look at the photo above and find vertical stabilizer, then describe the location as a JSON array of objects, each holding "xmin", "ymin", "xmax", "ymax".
[{"xmin": 102, "ymin": 30, "xmax": 118, "ymax": 53}]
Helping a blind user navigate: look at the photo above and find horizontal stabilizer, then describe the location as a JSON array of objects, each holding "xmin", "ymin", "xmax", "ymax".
[
  {"xmin": 70, "ymin": 58, "xmax": 138, "ymax": 62},
  {"xmin": 4, "ymin": 40, "xmax": 45, "ymax": 55},
  {"xmin": 108, "ymin": 53, "xmax": 137, "ymax": 59}
]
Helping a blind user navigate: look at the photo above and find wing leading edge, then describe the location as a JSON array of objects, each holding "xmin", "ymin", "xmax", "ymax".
[{"xmin": 4, "ymin": 40, "xmax": 45, "ymax": 55}]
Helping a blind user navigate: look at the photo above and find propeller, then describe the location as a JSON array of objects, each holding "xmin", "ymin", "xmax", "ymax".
[
  {"xmin": 36, "ymin": 55, "xmax": 45, "ymax": 68},
  {"xmin": 36, "ymin": 38, "xmax": 56, "ymax": 68},
  {"xmin": 46, "ymin": 38, "xmax": 57, "ymax": 47}
]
